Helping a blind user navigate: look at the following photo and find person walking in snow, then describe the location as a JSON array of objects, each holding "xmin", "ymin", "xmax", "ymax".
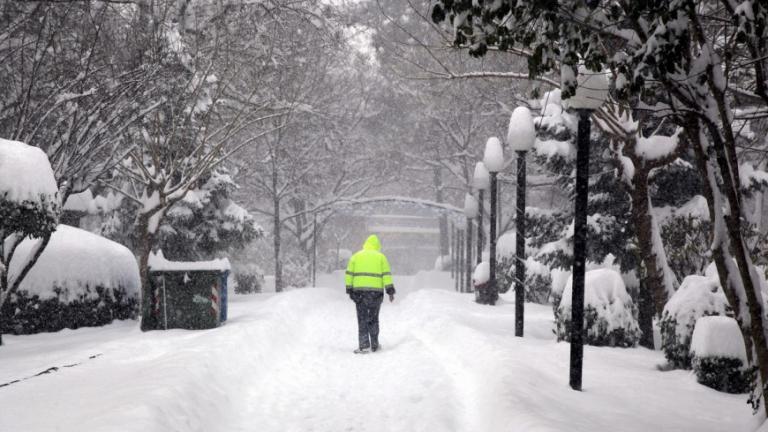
[{"xmin": 345, "ymin": 234, "xmax": 395, "ymax": 354}]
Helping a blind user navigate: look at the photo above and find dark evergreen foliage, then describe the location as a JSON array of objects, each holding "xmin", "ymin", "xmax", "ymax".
[
  {"xmin": 555, "ymin": 304, "xmax": 641, "ymax": 348},
  {"xmin": 693, "ymin": 356, "xmax": 752, "ymax": 394},
  {"xmin": 1, "ymin": 285, "xmax": 137, "ymax": 335}
]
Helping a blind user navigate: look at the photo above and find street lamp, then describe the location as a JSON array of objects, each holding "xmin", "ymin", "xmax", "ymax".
[
  {"xmin": 507, "ymin": 106, "xmax": 536, "ymax": 337},
  {"xmin": 464, "ymin": 193, "xmax": 479, "ymax": 293},
  {"xmin": 472, "ymin": 161, "xmax": 490, "ymax": 266},
  {"xmin": 472, "ymin": 162, "xmax": 490, "ymax": 303},
  {"xmin": 483, "ymin": 137, "xmax": 504, "ymax": 306},
  {"xmin": 564, "ymin": 65, "xmax": 610, "ymax": 391}
]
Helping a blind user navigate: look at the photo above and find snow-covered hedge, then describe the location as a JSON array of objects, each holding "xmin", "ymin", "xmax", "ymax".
[
  {"xmin": 2, "ymin": 225, "xmax": 139, "ymax": 334},
  {"xmin": 556, "ymin": 269, "xmax": 641, "ymax": 347},
  {"xmin": 691, "ymin": 316, "xmax": 750, "ymax": 394},
  {"xmin": 659, "ymin": 275, "xmax": 729, "ymax": 369},
  {"xmin": 0, "ymin": 138, "xmax": 59, "ymax": 238}
]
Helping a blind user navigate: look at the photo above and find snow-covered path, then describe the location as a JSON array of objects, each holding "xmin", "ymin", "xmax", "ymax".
[{"xmin": 0, "ymin": 272, "xmax": 755, "ymax": 432}]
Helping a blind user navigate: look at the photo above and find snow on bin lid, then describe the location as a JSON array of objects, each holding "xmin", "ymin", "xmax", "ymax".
[
  {"xmin": 690, "ymin": 316, "xmax": 747, "ymax": 362},
  {"xmin": 0, "ymin": 138, "xmax": 58, "ymax": 203},
  {"xmin": 149, "ymin": 249, "xmax": 231, "ymax": 272}
]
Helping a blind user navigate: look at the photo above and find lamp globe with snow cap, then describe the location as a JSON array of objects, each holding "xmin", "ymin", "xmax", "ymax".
[{"xmin": 472, "ymin": 162, "xmax": 490, "ymax": 191}]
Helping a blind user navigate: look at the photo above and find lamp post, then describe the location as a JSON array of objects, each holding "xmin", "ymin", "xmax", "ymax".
[
  {"xmin": 472, "ymin": 162, "xmax": 490, "ymax": 303},
  {"xmin": 464, "ymin": 193, "xmax": 479, "ymax": 293},
  {"xmin": 564, "ymin": 65, "xmax": 610, "ymax": 391},
  {"xmin": 483, "ymin": 137, "xmax": 504, "ymax": 306},
  {"xmin": 507, "ymin": 107, "xmax": 536, "ymax": 337},
  {"xmin": 312, "ymin": 212, "xmax": 318, "ymax": 287}
]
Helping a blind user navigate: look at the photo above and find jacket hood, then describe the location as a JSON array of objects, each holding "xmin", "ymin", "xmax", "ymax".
[{"xmin": 363, "ymin": 235, "xmax": 381, "ymax": 251}]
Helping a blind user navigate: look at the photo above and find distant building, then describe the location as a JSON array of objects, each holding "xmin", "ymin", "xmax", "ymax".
[{"xmin": 333, "ymin": 207, "xmax": 442, "ymax": 275}]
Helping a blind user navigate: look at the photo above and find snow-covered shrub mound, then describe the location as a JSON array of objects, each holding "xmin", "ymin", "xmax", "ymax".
[
  {"xmin": 0, "ymin": 138, "xmax": 59, "ymax": 237},
  {"xmin": 2, "ymin": 225, "xmax": 139, "ymax": 334},
  {"xmin": 556, "ymin": 269, "xmax": 641, "ymax": 347},
  {"xmin": 659, "ymin": 275, "xmax": 729, "ymax": 369},
  {"xmin": 691, "ymin": 316, "xmax": 750, "ymax": 393},
  {"xmin": 234, "ymin": 264, "xmax": 264, "ymax": 294}
]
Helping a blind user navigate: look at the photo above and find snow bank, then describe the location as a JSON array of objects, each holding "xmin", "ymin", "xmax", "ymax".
[
  {"xmin": 148, "ymin": 249, "xmax": 231, "ymax": 272},
  {"xmin": 690, "ymin": 316, "xmax": 747, "ymax": 362},
  {"xmin": 557, "ymin": 268, "xmax": 640, "ymax": 346},
  {"xmin": 0, "ymin": 138, "xmax": 58, "ymax": 204},
  {"xmin": 10, "ymin": 225, "xmax": 139, "ymax": 300}
]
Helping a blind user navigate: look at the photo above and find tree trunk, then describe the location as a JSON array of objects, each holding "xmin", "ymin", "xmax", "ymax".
[
  {"xmin": 631, "ymin": 169, "xmax": 662, "ymax": 349},
  {"xmin": 137, "ymin": 213, "xmax": 154, "ymax": 331},
  {"xmin": 273, "ymin": 196, "xmax": 283, "ymax": 293}
]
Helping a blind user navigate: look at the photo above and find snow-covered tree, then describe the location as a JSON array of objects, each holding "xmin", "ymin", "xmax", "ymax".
[
  {"xmin": 432, "ymin": 0, "xmax": 768, "ymax": 418},
  {"xmin": 0, "ymin": 139, "xmax": 59, "ymax": 345}
]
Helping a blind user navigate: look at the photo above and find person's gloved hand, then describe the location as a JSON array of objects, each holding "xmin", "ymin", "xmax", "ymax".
[
  {"xmin": 388, "ymin": 294, "xmax": 394, "ymax": 303},
  {"xmin": 346, "ymin": 287, "xmax": 354, "ymax": 301}
]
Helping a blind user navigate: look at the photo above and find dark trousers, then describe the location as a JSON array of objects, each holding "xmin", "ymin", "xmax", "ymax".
[{"xmin": 353, "ymin": 291, "xmax": 384, "ymax": 349}]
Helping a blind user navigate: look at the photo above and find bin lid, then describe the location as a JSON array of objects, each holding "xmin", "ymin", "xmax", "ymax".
[{"xmin": 148, "ymin": 250, "xmax": 231, "ymax": 272}]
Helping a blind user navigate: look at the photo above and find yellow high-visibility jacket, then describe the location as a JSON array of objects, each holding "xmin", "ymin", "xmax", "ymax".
[{"xmin": 345, "ymin": 235, "xmax": 395, "ymax": 294}]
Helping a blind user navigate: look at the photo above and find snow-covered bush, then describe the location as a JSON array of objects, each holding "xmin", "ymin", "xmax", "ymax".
[
  {"xmin": 234, "ymin": 264, "xmax": 264, "ymax": 294},
  {"xmin": 157, "ymin": 169, "xmax": 262, "ymax": 260},
  {"xmin": 282, "ymin": 254, "xmax": 309, "ymax": 288},
  {"xmin": 691, "ymin": 316, "xmax": 750, "ymax": 394},
  {"xmin": 556, "ymin": 269, "xmax": 641, "ymax": 347},
  {"xmin": 498, "ymin": 257, "xmax": 552, "ymax": 304},
  {"xmin": 0, "ymin": 139, "xmax": 59, "ymax": 234},
  {"xmin": 659, "ymin": 275, "xmax": 729, "ymax": 369},
  {"xmin": 2, "ymin": 225, "xmax": 139, "ymax": 334},
  {"xmin": 659, "ymin": 211, "xmax": 711, "ymax": 281},
  {"xmin": 496, "ymin": 231, "xmax": 552, "ymax": 303}
]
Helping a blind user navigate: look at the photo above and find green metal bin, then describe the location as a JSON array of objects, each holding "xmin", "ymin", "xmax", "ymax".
[{"xmin": 141, "ymin": 251, "xmax": 230, "ymax": 331}]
